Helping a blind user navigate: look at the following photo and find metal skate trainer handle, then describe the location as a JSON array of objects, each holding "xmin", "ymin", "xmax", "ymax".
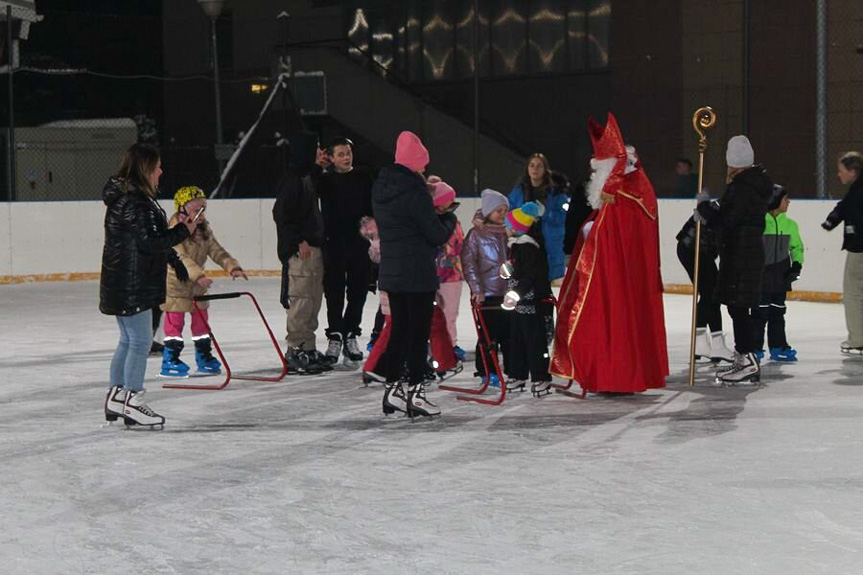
[
  {"xmin": 164, "ymin": 291, "xmax": 288, "ymax": 391},
  {"xmin": 193, "ymin": 292, "xmax": 243, "ymax": 302}
]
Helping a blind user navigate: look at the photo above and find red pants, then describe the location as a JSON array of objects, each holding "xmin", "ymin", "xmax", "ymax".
[
  {"xmin": 363, "ymin": 306, "xmax": 456, "ymax": 374},
  {"xmin": 163, "ymin": 309, "xmax": 210, "ymax": 340}
]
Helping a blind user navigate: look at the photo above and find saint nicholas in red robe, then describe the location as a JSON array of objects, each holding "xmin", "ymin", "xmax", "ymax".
[{"xmin": 551, "ymin": 113, "xmax": 668, "ymax": 393}]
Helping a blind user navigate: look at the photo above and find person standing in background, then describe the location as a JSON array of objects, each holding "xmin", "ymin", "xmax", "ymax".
[
  {"xmin": 273, "ymin": 133, "xmax": 331, "ymax": 375},
  {"xmin": 753, "ymin": 184, "xmax": 803, "ymax": 362},
  {"xmin": 429, "ymin": 177, "xmax": 466, "ymax": 361},
  {"xmin": 822, "ymin": 151, "xmax": 863, "ymax": 355},
  {"xmin": 508, "ymin": 153, "xmax": 569, "ymax": 283},
  {"xmin": 317, "ymin": 137, "xmax": 375, "ymax": 369},
  {"xmin": 673, "ymin": 158, "xmax": 699, "ymax": 198}
]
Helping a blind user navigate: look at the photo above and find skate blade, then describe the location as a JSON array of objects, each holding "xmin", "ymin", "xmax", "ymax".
[
  {"xmin": 123, "ymin": 419, "xmax": 165, "ymax": 431},
  {"xmin": 193, "ymin": 369, "xmax": 221, "ymax": 377},
  {"xmin": 157, "ymin": 372, "xmax": 190, "ymax": 379}
]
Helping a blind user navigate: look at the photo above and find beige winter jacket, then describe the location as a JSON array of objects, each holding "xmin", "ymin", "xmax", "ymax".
[{"xmin": 161, "ymin": 214, "xmax": 240, "ymax": 312}]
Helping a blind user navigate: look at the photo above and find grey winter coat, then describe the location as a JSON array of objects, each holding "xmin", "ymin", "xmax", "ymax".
[{"xmin": 372, "ymin": 163, "xmax": 456, "ymax": 293}]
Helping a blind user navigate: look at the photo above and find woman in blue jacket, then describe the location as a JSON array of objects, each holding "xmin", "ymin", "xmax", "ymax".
[{"xmin": 508, "ymin": 153, "xmax": 569, "ymax": 282}]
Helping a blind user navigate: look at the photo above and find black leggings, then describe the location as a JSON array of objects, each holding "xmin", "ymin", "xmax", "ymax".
[
  {"xmin": 474, "ymin": 297, "xmax": 510, "ymax": 377},
  {"xmin": 386, "ymin": 291, "xmax": 435, "ymax": 385},
  {"xmin": 508, "ymin": 312, "xmax": 550, "ymax": 382},
  {"xmin": 677, "ymin": 243, "xmax": 722, "ymax": 332},
  {"xmin": 323, "ymin": 246, "xmax": 370, "ymax": 337},
  {"xmin": 727, "ymin": 305, "xmax": 756, "ymax": 354}
]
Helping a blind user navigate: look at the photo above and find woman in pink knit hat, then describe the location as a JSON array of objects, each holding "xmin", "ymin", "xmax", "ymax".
[{"xmin": 371, "ymin": 131, "xmax": 456, "ymax": 418}]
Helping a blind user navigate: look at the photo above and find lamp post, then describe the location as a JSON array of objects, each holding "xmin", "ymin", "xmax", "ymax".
[{"xmin": 197, "ymin": 0, "xmax": 227, "ymax": 187}]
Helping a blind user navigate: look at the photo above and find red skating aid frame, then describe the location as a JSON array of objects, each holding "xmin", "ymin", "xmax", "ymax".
[
  {"xmin": 162, "ymin": 291, "xmax": 288, "ymax": 391},
  {"xmin": 544, "ymin": 295, "xmax": 587, "ymax": 399},
  {"xmin": 439, "ymin": 301, "xmax": 508, "ymax": 405}
]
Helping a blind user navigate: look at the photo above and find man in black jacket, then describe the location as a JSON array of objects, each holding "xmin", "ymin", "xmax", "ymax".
[
  {"xmin": 273, "ymin": 132, "xmax": 330, "ymax": 374},
  {"xmin": 317, "ymin": 137, "xmax": 375, "ymax": 369}
]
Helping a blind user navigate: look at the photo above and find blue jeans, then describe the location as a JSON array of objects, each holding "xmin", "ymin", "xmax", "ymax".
[{"xmin": 109, "ymin": 310, "xmax": 153, "ymax": 392}]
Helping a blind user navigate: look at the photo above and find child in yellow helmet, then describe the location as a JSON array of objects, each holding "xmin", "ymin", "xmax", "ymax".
[{"xmin": 159, "ymin": 186, "xmax": 247, "ymax": 377}]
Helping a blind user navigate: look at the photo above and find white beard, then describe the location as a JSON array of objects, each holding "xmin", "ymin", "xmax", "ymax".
[
  {"xmin": 586, "ymin": 157, "xmax": 617, "ymax": 210},
  {"xmin": 624, "ymin": 145, "xmax": 639, "ymax": 175}
]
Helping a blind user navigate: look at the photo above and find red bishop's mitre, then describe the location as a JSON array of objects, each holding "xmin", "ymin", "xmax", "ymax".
[{"xmin": 588, "ymin": 113, "xmax": 627, "ymax": 161}]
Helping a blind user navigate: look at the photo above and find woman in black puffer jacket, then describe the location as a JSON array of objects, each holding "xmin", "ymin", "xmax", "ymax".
[
  {"xmin": 373, "ymin": 131, "xmax": 456, "ymax": 418},
  {"xmin": 99, "ymin": 143, "xmax": 195, "ymax": 428},
  {"xmin": 698, "ymin": 136, "xmax": 772, "ymax": 384}
]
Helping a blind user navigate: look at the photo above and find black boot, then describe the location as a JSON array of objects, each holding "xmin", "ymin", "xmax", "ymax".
[{"xmin": 193, "ymin": 336, "xmax": 222, "ymax": 375}]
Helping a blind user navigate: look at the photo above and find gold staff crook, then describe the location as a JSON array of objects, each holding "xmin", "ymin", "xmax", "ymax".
[{"xmin": 689, "ymin": 107, "xmax": 717, "ymax": 387}]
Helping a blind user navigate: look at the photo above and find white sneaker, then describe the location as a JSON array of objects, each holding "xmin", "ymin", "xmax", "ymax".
[
  {"xmin": 104, "ymin": 386, "xmax": 127, "ymax": 422},
  {"xmin": 123, "ymin": 390, "xmax": 165, "ymax": 428},
  {"xmin": 710, "ymin": 331, "xmax": 736, "ymax": 363}
]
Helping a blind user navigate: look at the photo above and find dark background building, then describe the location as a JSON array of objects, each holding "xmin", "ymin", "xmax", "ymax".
[{"xmin": 3, "ymin": 0, "xmax": 861, "ymax": 200}]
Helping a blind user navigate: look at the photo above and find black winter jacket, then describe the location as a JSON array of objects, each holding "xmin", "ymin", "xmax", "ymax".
[
  {"xmin": 372, "ymin": 164, "xmax": 456, "ymax": 293},
  {"xmin": 507, "ymin": 232, "xmax": 552, "ymax": 314},
  {"xmin": 317, "ymin": 168, "xmax": 374, "ymax": 252},
  {"xmin": 563, "ymin": 181, "xmax": 594, "ymax": 256},
  {"xmin": 676, "ymin": 200, "xmax": 721, "ymax": 260},
  {"xmin": 698, "ymin": 165, "xmax": 773, "ymax": 307},
  {"xmin": 824, "ymin": 177, "xmax": 863, "ymax": 253},
  {"xmin": 99, "ymin": 177, "xmax": 190, "ymax": 316},
  {"xmin": 273, "ymin": 167, "xmax": 324, "ymax": 264}
]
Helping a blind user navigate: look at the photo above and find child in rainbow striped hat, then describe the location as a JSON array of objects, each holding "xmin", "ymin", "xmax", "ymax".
[{"xmin": 501, "ymin": 201, "xmax": 554, "ymax": 396}]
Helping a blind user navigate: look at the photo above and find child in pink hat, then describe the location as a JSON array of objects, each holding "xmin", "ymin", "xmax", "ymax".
[{"xmin": 428, "ymin": 176, "xmax": 466, "ymax": 361}]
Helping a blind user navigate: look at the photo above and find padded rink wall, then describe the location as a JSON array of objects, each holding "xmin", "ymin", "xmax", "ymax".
[{"xmin": 0, "ymin": 198, "xmax": 845, "ymax": 301}]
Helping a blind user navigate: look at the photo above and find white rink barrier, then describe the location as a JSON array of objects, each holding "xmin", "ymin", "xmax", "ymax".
[{"xmin": 0, "ymin": 198, "xmax": 845, "ymax": 299}]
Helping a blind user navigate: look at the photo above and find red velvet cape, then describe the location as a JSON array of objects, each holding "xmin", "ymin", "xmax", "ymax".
[{"xmin": 550, "ymin": 166, "xmax": 669, "ymax": 393}]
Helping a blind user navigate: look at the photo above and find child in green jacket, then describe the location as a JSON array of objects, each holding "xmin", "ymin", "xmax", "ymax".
[{"xmin": 754, "ymin": 185, "xmax": 804, "ymax": 361}]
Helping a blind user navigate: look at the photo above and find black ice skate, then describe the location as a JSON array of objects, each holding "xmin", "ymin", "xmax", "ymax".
[
  {"xmin": 123, "ymin": 390, "xmax": 165, "ymax": 429},
  {"xmin": 382, "ymin": 381, "xmax": 408, "ymax": 415},
  {"xmin": 715, "ymin": 353, "xmax": 760, "ymax": 386},
  {"xmin": 285, "ymin": 345, "xmax": 324, "ymax": 375},
  {"xmin": 104, "ymin": 386, "xmax": 126, "ymax": 422},
  {"xmin": 435, "ymin": 362, "xmax": 464, "ymax": 382},
  {"xmin": 531, "ymin": 381, "xmax": 553, "ymax": 397},
  {"xmin": 407, "ymin": 383, "xmax": 441, "ymax": 419}
]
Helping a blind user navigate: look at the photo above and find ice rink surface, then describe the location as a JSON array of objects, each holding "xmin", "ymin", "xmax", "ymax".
[{"xmin": 2, "ymin": 278, "xmax": 863, "ymax": 574}]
